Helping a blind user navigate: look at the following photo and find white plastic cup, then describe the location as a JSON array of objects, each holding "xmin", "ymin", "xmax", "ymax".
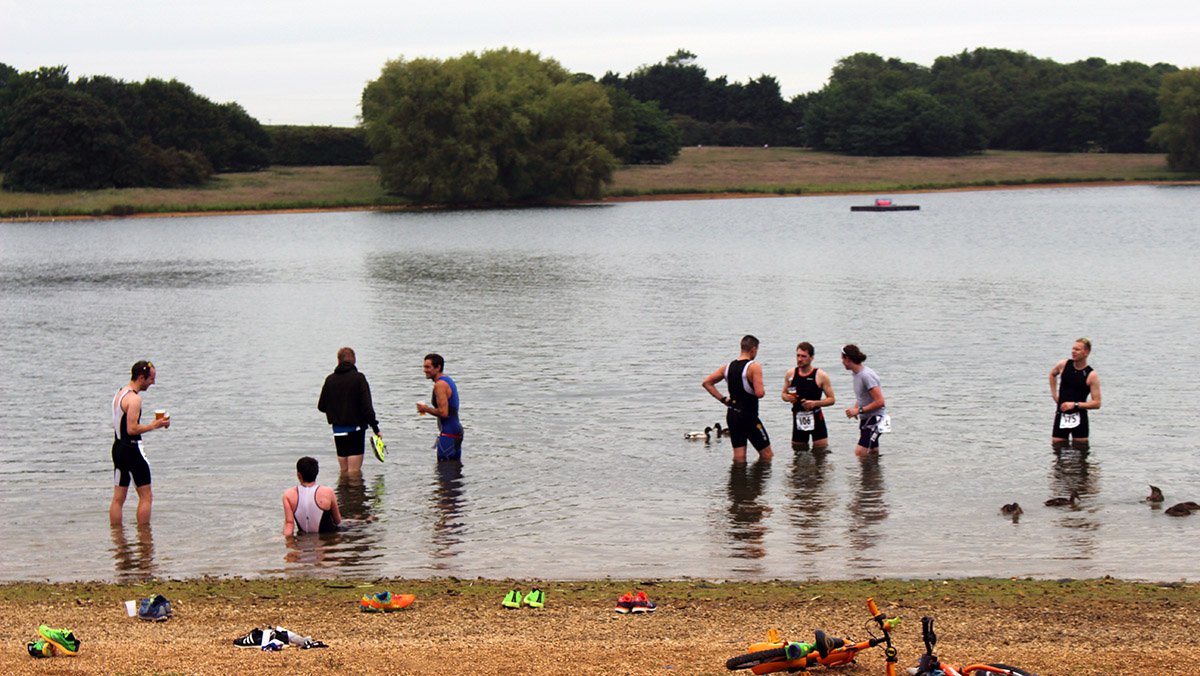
[
  {"xmin": 125, "ymin": 600, "xmax": 137, "ymax": 616},
  {"xmin": 417, "ymin": 400, "xmax": 427, "ymax": 416}
]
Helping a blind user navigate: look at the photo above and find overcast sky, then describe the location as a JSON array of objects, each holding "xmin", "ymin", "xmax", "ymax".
[{"xmin": 3, "ymin": 1, "xmax": 1197, "ymax": 127}]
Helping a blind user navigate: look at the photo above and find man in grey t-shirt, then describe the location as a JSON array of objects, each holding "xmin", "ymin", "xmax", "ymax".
[{"xmin": 840, "ymin": 344, "xmax": 887, "ymax": 456}]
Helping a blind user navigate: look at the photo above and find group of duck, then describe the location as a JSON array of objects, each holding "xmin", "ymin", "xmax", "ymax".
[
  {"xmin": 684, "ymin": 424, "xmax": 731, "ymax": 442},
  {"xmin": 1000, "ymin": 484, "xmax": 1200, "ymax": 521}
]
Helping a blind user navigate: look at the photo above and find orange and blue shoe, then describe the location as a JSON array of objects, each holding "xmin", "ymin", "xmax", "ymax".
[
  {"xmin": 614, "ymin": 592, "xmax": 635, "ymax": 614},
  {"xmin": 630, "ymin": 591, "xmax": 657, "ymax": 613},
  {"xmin": 379, "ymin": 592, "xmax": 415, "ymax": 611},
  {"xmin": 37, "ymin": 625, "xmax": 80, "ymax": 655},
  {"xmin": 359, "ymin": 592, "xmax": 384, "ymax": 613}
]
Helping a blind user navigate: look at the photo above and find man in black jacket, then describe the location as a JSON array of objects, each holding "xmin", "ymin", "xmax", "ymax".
[{"xmin": 317, "ymin": 347, "xmax": 381, "ymax": 473}]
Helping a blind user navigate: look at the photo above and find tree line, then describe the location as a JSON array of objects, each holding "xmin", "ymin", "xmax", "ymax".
[
  {"xmin": 0, "ymin": 63, "xmax": 273, "ymax": 191},
  {"xmin": 603, "ymin": 48, "xmax": 1188, "ymax": 157},
  {"xmin": 3, "ymin": 48, "xmax": 1198, "ymax": 199}
]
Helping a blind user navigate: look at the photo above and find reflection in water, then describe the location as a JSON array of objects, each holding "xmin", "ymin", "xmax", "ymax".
[
  {"xmin": 846, "ymin": 455, "xmax": 889, "ymax": 556},
  {"xmin": 788, "ymin": 448, "xmax": 834, "ymax": 555},
  {"xmin": 111, "ymin": 523, "xmax": 156, "ymax": 582},
  {"xmin": 430, "ymin": 461, "xmax": 467, "ymax": 567},
  {"xmin": 1048, "ymin": 448, "xmax": 1100, "ymax": 562},
  {"xmin": 283, "ymin": 473, "xmax": 387, "ymax": 572},
  {"xmin": 725, "ymin": 461, "xmax": 773, "ymax": 560}
]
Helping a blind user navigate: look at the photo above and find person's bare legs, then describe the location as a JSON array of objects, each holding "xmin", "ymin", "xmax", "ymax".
[
  {"xmin": 135, "ymin": 484, "xmax": 153, "ymax": 525},
  {"xmin": 110, "ymin": 485, "xmax": 129, "ymax": 525}
]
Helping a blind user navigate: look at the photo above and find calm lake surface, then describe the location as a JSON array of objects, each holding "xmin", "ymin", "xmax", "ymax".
[{"xmin": 2, "ymin": 185, "xmax": 1198, "ymax": 583}]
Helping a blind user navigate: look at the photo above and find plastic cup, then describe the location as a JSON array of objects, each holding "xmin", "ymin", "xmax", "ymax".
[
  {"xmin": 417, "ymin": 401, "xmax": 427, "ymax": 416},
  {"xmin": 125, "ymin": 600, "xmax": 136, "ymax": 616},
  {"xmin": 154, "ymin": 410, "xmax": 165, "ymax": 420}
]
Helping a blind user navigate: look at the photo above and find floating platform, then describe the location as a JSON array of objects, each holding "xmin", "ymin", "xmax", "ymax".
[
  {"xmin": 851, "ymin": 204, "xmax": 920, "ymax": 211},
  {"xmin": 852, "ymin": 198, "xmax": 918, "ymax": 212}
]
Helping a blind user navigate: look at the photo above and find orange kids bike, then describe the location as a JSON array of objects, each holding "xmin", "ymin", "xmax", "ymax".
[
  {"xmin": 906, "ymin": 615, "xmax": 1037, "ymax": 676},
  {"xmin": 725, "ymin": 597, "xmax": 901, "ymax": 674}
]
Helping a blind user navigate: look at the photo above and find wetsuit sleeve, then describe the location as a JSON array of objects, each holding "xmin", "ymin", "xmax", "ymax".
[{"xmin": 360, "ymin": 375, "xmax": 379, "ymax": 435}]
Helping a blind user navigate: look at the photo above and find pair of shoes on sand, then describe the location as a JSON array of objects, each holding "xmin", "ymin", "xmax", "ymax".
[
  {"xmin": 138, "ymin": 594, "xmax": 173, "ymax": 621},
  {"xmin": 234, "ymin": 626, "xmax": 328, "ymax": 650},
  {"xmin": 359, "ymin": 590, "xmax": 416, "ymax": 612},
  {"xmin": 502, "ymin": 588, "xmax": 545, "ymax": 609},
  {"xmin": 614, "ymin": 591, "xmax": 656, "ymax": 614},
  {"xmin": 27, "ymin": 625, "xmax": 80, "ymax": 658}
]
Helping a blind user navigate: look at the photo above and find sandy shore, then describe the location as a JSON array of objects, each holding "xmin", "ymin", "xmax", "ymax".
[{"xmin": 2, "ymin": 577, "xmax": 1196, "ymax": 674}]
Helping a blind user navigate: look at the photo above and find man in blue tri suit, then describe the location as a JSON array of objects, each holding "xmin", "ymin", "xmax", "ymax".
[
  {"xmin": 1049, "ymin": 337, "xmax": 1102, "ymax": 449},
  {"xmin": 417, "ymin": 353, "xmax": 463, "ymax": 462},
  {"xmin": 703, "ymin": 335, "xmax": 774, "ymax": 463}
]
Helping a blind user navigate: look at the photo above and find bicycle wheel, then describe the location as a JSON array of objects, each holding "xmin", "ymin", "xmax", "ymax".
[
  {"xmin": 725, "ymin": 647, "xmax": 789, "ymax": 670},
  {"xmin": 966, "ymin": 665, "xmax": 1037, "ymax": 676}
]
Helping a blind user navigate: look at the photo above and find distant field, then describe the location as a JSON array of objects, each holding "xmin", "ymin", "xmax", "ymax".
[
  {"xmin": 1, "ymin": 148, "xmax": 1195, "ymax": 218},
  {"xmin": 607, "ymin": 147, "xmax": 1191, "ymax": 195}
]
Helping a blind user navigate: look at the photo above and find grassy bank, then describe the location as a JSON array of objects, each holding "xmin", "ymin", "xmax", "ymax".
[
  {"xmin": 2, "ymin": 148, "xmax": 1197, "ymax": 220},
  {"xmin": 1, "ymin": 576, "xmax": 1196, "ymax": 674}
]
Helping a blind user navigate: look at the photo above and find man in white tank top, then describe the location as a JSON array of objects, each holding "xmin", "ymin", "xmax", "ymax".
[
  {"xmin": 110, "ymin": 360, "xmax": 171, "ymax": 526},
  {"xmin": 282, "ymin": 456, "xmax": 342, "ymax": 536}
]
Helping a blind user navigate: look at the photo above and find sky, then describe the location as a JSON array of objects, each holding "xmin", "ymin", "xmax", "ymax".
[{"xmin": 3, "ymin": 1, "xmax": 1198, "ymax": 127}]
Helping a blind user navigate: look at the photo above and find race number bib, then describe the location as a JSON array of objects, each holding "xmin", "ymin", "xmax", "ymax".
[
  {"xmin": 876, "ymin": 414, "xmax": 892, "ymax": 434},
  {"xmin": 794, "ymin": 410, "xmax": 815, "ymax": 431},
  {"xmin": 1059, "ymin": 411, "xmax": 1080, "ymax": 429}
]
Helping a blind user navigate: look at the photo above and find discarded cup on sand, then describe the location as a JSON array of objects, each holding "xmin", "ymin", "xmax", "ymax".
[{"xmin": 125, "ymin": 599, "xmax": 137, "ymax": 616}]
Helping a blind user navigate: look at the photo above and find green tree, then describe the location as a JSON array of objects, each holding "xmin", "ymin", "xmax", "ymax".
[
  {"xmin": 361, "ymin": 48, "xmax": 621, "ymax": 203},
  {"xmin": 605, "ymin": 87, "xmax": 681, "ymax": 164},
  {"xmin": 1151, "ymin": 68, "xmax": 1200, "ymax": 170},
  {"xmin": 0, "ymin": 88, "xmax": 132, "ymax": 191}
]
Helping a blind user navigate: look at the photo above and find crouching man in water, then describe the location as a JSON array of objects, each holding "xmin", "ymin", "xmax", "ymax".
[{"xmin": 283, "ymin": 456, "xmax": 342, "ymax": 536}]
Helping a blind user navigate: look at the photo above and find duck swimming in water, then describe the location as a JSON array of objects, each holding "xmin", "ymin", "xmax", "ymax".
[
  {"xmin": 1000, "ymin": 502, "xmax": 1023, "ymax": 517},
  {"xmin": 1147, "ymin": 485, "xmax": 1164, "ymax": 503},
  {"xmin": 1164, "ymin": 502, "xmax": 1196, "ymax": 517},
  {"xmin": 712, "ymin": 422, "xmax": 730, "ymax": 438},
  {"xmin": 1044, "ymin": 491, "xmax": 1079, "ymax": 507},
  {"xmin": 685, "ymin": 426, "xmax": 712, "ymax": 441}
]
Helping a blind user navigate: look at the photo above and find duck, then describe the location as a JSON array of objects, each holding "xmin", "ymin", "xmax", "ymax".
[
  {"xmin": 1044, "ymin": 490, "xmax": 1080, "ymax": 507},
  {"xmin": 1164, "ymin": 502, "xmax": 1195, "ymax": 517},
  {"xmin": 684, "ymin": 426, "xmax": 712, "ymax": 441},
  {"xmin": 1000, "ymin": 502, "xmax": 1023, "ymax": 517},
  {"xmin": 1147, "ymin": 485, "xmax": 1164, "ymax": 503},
  {"xmin": 713, "ymin": 422, "xmax": 730, "ymax": 438}
]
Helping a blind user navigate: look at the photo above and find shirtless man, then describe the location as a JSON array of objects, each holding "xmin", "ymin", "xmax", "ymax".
[
  {"xmin": 781, "ymin": 341, "xmax": 836, "ymax": 450},
  {"xmin": 109, "ymin": 360, "xmax": 171, "ymax": 526},
  {"xmin": 1049, "ymin": 338, "xmax": 1102, "ymax": 449},
  {"xmin": 282, "ymin": 456, "xmax": 342, "ymax": 536},
  {"xmin": 703, "ymin": 335, "xmax": 773, "ymax": 463}
]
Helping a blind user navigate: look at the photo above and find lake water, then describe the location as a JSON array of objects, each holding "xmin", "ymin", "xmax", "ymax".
[{"xmin": 2, "ymin": 185, "xmax": 1198, "ymax": 583}]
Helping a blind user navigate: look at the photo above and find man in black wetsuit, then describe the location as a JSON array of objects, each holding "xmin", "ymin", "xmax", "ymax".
[
  {"xmin": 703, "ymin": 335, "xmax": 774, "ymax": 463},
  {"xmin": 781, "ymin": 341, "xmax": 836, "ymax": 450},
  {"xmin": 1049, "ymin": 337, "xmax": 1102, "ymax": 449}
]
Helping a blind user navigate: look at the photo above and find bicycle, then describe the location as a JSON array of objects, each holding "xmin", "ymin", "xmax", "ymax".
[
  {"xmin": 906, "ymin": 615, "xmax": 1037, "ymax": 676},
  {"xmin": 725, "ymin": 597, "xmax": 901, "ymax": 674}
]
